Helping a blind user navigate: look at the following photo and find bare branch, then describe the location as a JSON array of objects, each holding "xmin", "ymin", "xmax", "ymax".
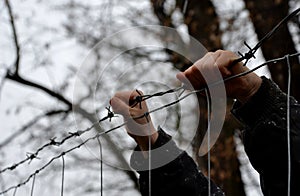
[
  {"xmin": 5, "ymin": 73, "xmax": 72, "ymax": 109},
  {"xmin": 0, "ymin": 74, "xmax": 6, "ymax": 102},
  {"xmin": 4, "ymin": 0, "xmax": 20, "ymax": 75},
  {"xmin": 0, "ymin": 109, "xmax": 69, "ymax": 149},
  {"xmin": 3, "ymin": 72, "xmax": 139, "ymax": 189}
]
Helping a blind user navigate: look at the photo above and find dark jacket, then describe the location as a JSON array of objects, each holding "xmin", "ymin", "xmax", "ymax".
[
  {"xmin": 231, "ymin": 77, "xmax": 300, "ymax": 196},
  {"xmin": 131, "ymin": 77, "xmax": 300, "ymax": 196}
]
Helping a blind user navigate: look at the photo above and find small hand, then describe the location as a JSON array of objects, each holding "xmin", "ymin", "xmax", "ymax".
[
  {"xmin": 110, "ymin": 90, "xmax": 158, "ymax": 151},
  {"xmin": 176, "ymin": 50, "xmax": 262, "ymax": 103}
]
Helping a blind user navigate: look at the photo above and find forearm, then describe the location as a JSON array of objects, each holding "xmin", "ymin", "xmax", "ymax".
[
  {"xmin": 130, "ymin": 127, "xmax": 224, "ymax": 196},
  {"xmin": 132, "ymin": 128, "xmax": 158, "ymax": 152},
  {"xmin": 231, "ymin": 76, "xmax": 300, "ymax": 195}
]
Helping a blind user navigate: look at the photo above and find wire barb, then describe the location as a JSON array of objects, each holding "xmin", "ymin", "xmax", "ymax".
[
  {"xmin": 1, "ymin": 51, "xmax": 300, "ymax": 196},
  {"xmin": 106, "ymin": 106, "xmax": 114, "ymax": 122},
  {"xmin": 1, "ymin": 8, "xmax": 300, "ymax": 195},
  {"xmin": 233, "ymin": 8, "xmax": 300, "ymax": 67},
  {"xmin": 131, "ymin": 89, "xmax": 144, "ymax": 109}
]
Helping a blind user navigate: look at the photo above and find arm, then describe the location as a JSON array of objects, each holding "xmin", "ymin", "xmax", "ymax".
[
  {"xmin": 177, "ymin": 50, "xmax": 300, "ymax": 195},
  {"xmin": 110, "ymin": 90, "xmax": 224, "ymax": 196},
  {"xmin": 231, "ymin": 77, "xmax": 300, "ymax": 196}
]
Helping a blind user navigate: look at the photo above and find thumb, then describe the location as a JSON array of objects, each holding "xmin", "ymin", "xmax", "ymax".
[
  {"xmin": 176, "ymin": 72, "xmax": 193, "ymax": 90},
  {"xmin": 110, "ymin": 97, "xmax": 130, "ymax": 117}
]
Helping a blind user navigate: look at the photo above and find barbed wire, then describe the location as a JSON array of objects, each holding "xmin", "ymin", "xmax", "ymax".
[
  {"xmin": 1, "ymin": 7, "xmax": 300, "ymax": 196},
  {"xmin": 232, "ymin": 7, "xmax": 300, "ymax": 67},
  {"xmin": 1, "ymin": 51, "xmax": 300, "ymax": 195},
  {"xmin": 0, "ymin": 107, "xmax": 114, "ymax": 175}
]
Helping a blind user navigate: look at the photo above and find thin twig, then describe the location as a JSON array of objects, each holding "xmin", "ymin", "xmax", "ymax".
[{"xmin": 4, "ymin": 0, "xmax": 20, "ymax": 75}]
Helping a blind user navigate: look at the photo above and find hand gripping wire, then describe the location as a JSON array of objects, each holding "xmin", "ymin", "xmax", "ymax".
[
  {"xmin": 1, "ymin": 51, "xmax": 300, "ymax": 196},
  {"xmin": 0, "ymin": 8, "xmax": 300, "ymax": 195}
]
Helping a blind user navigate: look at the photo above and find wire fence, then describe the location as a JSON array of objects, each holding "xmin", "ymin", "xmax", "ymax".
[{"xmin": 0, "ymin": 6, "xmax": 300, "ymax": 196}]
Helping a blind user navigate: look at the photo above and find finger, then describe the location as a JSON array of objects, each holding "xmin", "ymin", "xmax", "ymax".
[
  {"xmin": 176, "ymin": 72, "xmax": 194, "ymax": 89},
  {"xmin": 114, "ymin": 91, "xmax": 135, "ymax": 104},
  {"xmin": 115, "ymin": 90, "xmax": 144, "ymax": 103},
  {"xmin": 216, "ymin": 51, "xmax": 247, "ymax": 76},
  {"xmin": 183, "ymin": 63, "xmax": 209, "ymax": 89},
  {"xmin": 195, "ymin": 50, "xmax": 231, "ymax": 81},
  {"xmin": 110, "ymin": 97, "xmax": 130, "ymax": 117}
]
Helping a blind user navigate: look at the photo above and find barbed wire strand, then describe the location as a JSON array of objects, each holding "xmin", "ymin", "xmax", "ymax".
[
  {"xmin": 96, "ymin": 137, "xmax": 103, "ymax": 196},
  {"xmin": 0, "ymin": 140, "xmax": 94, "ymax": 195},
  {"xmin": 3, "ymin": 53, "xmax": 298, "ymax": 177},
  {"xmin": 232, "ymin": 8, "xmax": 300, "ymax": 67},
  {"xmin": 134, "ymin": 53, "xmax": 300, "ymax": 119},
  {"xmin": 0, "ymin": 121, "xmax": 128, "ymax": 195},
  {"xmin": 131, "ymin": 86, "xmax": 184, "ymax": 108},
  {"xmin": 0, "ymin": 107, "xmax": 115, "ymax": 175},
  {"xmin": 0, "ymin": 3, "xmax": 297, "ymax": 195},
  {"xmin": 1, "ymin": 52, "xmax": 300, "ymax": 195},
  {"xmin": 286, "ymin": 55, "xmax": 291, "ymax": 196}
]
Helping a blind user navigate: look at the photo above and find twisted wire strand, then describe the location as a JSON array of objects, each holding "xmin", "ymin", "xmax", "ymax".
[
  {"xmin": 0, "ymin": 52, "xmax": 300, "ymax": 195},
  {"xmin": 1, "ymin": 7, "xmax": 299, "ymax": 179},
  {"xmin": 0, "ymin": 108, "xmax": 115, "ymax": 174},
  {"xmin": 232, "ymin": 8, "xmax": 300, "ymax": 67},
  {"xmin": 1, "ymin": 2, "xmax": 298, "ymax": 195}
]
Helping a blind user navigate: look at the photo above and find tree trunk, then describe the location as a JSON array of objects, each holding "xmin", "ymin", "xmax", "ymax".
[
  {"xmin": 150, "ymin": 1, "xmax": 246, "ymax": 195},
  {"xmin": 245, "ymin": 0, "xmax": 300, "ymax": 100},
  {"xmin": 177, "ymin": 0, "xmax": 222, "ymax": 51}
]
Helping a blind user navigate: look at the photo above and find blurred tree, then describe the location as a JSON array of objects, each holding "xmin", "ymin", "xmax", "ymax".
[
  {"xmin": 245, "ymin": 0, "xmax": 300, "ymax": 100},
  {"xmin": 1, "ymin": 0, "xmax": 141, "ymax": 195},
  {"xmin": 1, "ymin": 0, "xmax": 299, "ymax": 195},
  {"xmin": 150, "ymin": 0, "xmax": 246, "ymax": 195}
]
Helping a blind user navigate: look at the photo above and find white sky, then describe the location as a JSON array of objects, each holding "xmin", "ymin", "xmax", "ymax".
[{"xmin": 2, "ymin": 0, "xmax": 298, "ymax": 195}]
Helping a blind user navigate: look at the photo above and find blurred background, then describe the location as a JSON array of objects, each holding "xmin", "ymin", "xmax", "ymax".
[{"xmin": 0, "ymin": 0, "xmax": 299, "ymax": 195}]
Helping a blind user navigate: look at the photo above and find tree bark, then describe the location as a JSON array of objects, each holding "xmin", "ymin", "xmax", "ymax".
[
  {"xmin": 245, "ymin": 0, "xmax": 300, "ymax": 100},
  {"xmin": 177, "ymin": 0, "xmax": 222, "ymax": 51},
  {"xmin": 150, "ymin": 1, "xmax": 246, "ymax": 195}
]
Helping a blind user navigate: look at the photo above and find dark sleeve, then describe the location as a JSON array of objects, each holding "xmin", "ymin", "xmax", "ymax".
[
  {"xmin": 231, "ymin": 76, "xmax": 300, "ymax": 196},
  {"xmin": 130, "ymin": 127, "xmax": 224, "ymax": 196}
]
